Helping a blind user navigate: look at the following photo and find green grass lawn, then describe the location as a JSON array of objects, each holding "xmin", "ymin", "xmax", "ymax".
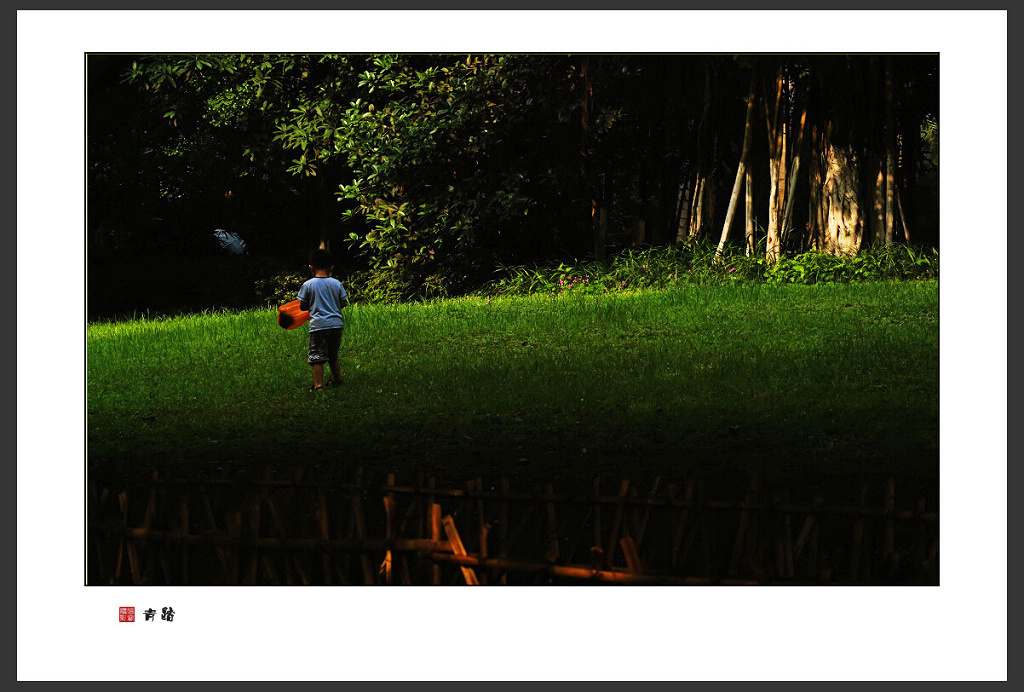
[{"xmin": 87, "ymin": 280, "xmax": 939, "ymax": 504}]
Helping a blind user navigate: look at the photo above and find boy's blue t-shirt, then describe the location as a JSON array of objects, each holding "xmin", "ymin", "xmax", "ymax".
[{"xmin": 297, "ymin": 276, "xmax": 348, "ymax": 332}]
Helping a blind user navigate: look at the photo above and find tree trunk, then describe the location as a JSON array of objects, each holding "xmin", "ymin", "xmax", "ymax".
[
  {"xmin": 716, "ymin": 73, "xmax": 757, "ymax": 258},
  {"xmin": 807, "ymin": 124, "xmax": 824, "ymax": 251},
  {"xmin": 819, "ymin": 127, "xmax": 864, "ymax": 257},
  {"xmin": 765, "ymin": 137, "xmax": 783, "ymax": 261},
  {"xmin": 687, "ymin": 62, "xmax": 716, "ymax": 243},
  {"xmin": 744, "ymin": 168, "xmax": 755, "ymax": 256},
  {"xmin": 896, "ymin": 186, "xmax": 911, "ymax": 243},
  {"xmin": 689, "ymin": 176, "xmax": 705, "ymax": 240},
  {"xmin": 580, "ymin": 57, "xmax": 597, "ymax": 257},
  {"xmin": 764, "ymin": 66, "xmax": 785, "ymax": 262},
  {"xmin": 675, "ymin": 181, "xmax": 692, "ymax": 243},
  {"xmin": 780, "ymin": 101, "xmax": 808, "ymax": 251},
  {"xmin": 593, "ymin": 203, "xmax": 608, "ymax": 261},
  {"xmin": 868, "ymin": 154, "xmax": 885, "ymax": 246},
  {"xmin": 692, "ymin": 177, "xmax": 716, "ymax": 241},
  {"xmin": 884, "ymin": 57, "xmax": 897, "ymax": 246}
]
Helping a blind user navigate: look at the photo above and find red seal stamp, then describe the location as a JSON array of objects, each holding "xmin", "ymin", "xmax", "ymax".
[{"xmin": 119, "ymin": 607, "xmax": 135, "ymax": 622}]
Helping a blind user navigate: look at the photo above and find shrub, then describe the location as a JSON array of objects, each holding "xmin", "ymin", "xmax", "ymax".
[
  {"xmin": 764, "ymin": 245, "xmax": 939, "ymax": 285},
  {"xmin": 253, "ymin": 270, "xmax": 310, "ymax": 305},
  {"xmin": 344, "ymin": 261, "xmax": 478, "ymax": 304},
  {"xmin": 481, "ymin": 243, "xmax": 937, "ymax": 298}
]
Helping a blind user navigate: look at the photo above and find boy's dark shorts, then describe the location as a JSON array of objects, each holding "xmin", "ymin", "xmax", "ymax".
[{"xmin": 308, "ymin": 327, "xmax": 343, "ymax": 366}]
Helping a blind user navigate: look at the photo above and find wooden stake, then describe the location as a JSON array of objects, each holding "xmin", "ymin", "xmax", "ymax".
[
  {"xmin": 339, "ymin": 488, "xmax": 357, "ymax": 585},
  {"xmin": 480, "ymin": 523, "xmax": 490, "ymax": 561},
  {"xmin": 398, "ymin": 551, "xmax": 413, "ymax": 586},
  {"xmin": 442, "ymin": 515, "xmax": 480, "ymax": 585},
  {"xmin": 565, "ymin": 504, "xmax": 595, "ymax": 567},
  {"xmin": 118, "ymin": 491, "xmax": 143, "ymax": 585},
  {"xmin": 728, "ymin": 473, "xmax": 759, "ymax": 577},
  {"xmin": 351, "ymin": 488, "xmax": 376, "ymax": 585},
  {"xmin": 265, "ymin": 497, "xmax": 295, "ymax": 585},
  {"xmin": 670, "ymin": 478, "xmax": 695, "ymax": 568},
  {"xmin": 634, "ymin": 476, "xmax": 661, "ymax": 551},
  {"xmin": 629, "ymin": 485, "xmax": 641, "ymax": 549},
  {"xmin": 318, "ymin": 491, "xmax": 331, "ymax": 586},
  {"xmin": 430, "ymin": 503, "xmax": 442, "ymax": 585},
  {"xmin": 199, "ymin": 485, "xmax": 230, "ymax": 580},
  {"xmin": 883, "ymin": 477, "xmax": 899, "ymax": 581},
  {"xmin": 385, "ymin": 473, "xmax": 397, "ymax": 542},
  {"xmin": 849, "ymin": 481, "xmax": 869, "ymax": 583},
  {"xmin": 179, "ymin": 492, "xmax": 190, "ymax": 585},
  {"xmin": 698, "ymin": 479, "xmax": 712, "ymax": 577},
  {"xmin": 604, "ymin": 480, "xmax": 630, "ymax": 569},
  {"xmin": 781, "ymin": 490, "xmax": 794, "ymax": 579},
  {"xmin": 381, "ymin": 476, "xmax": 396, "ymax": 585},
  {"xmin": 241, "ymin": 487, "xmax": 259, "ymax": 585},
  {"xmin": 261, "ymin": 553, "xmax": 281, "ymax": 585},
  {"xmin": 427, "ymin": 477, "xmax": 439, "ymax": 585},
  {"xmin": 157, "ymin": 542, "xmax": 173, "ymax": 585},
  {"xmin": 228, "ymin": 510, "xmax": 243, "ymax": 585},
  {"xmin": 921, "ymin": 536, "xmax": 939, "ymax": 585},
  {"xmin": 475, "ymin": 478, "xmax": 487, "ymax": 560},
  {"xmin": 414, "ymin": 472, "xmax": 426, "ymax": 539},
  {"xmin": 493, "ymin": 476, "xmax": 510, "ymax": 585},
  {"xmin": 621, "ymin": 536, "xmax": 644, "ymax": 574},
  {"xmin": 544, "ymin": 482, "xmax": 560, "ymax": 563}
]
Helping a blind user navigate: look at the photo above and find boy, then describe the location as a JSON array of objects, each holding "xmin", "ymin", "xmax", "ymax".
[{"xmin": 297, "ymin": 248, "xmax": 349, "ymax": 391}]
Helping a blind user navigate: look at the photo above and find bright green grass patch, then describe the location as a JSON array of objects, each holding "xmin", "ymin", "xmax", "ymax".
[{"xmin": 87, "ymin": 281, "xmax": 938, "ymax": 497}]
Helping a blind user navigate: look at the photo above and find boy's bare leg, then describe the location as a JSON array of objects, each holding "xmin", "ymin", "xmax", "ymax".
[
  {"xmin": 312, "ymin": 363, "xmax": 325, "ymax": 389},
  {"xmin": 329, "ymin": 359, "xmax": 341, "ymax": 385}
]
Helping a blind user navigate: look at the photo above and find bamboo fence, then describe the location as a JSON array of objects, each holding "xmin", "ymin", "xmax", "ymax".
[{"xmin": 87, "ymin": 468, "xmax": 938, "ymax": 586}]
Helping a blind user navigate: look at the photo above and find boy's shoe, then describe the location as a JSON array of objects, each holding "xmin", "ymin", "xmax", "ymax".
[{"xmin": 310, "ymin": 384, "xmax": 325, "ymax": 392}]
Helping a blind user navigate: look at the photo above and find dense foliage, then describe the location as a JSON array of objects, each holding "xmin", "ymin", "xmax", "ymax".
[{"xmin": 88, "ymin": 53, "xmax": 939, "ymax": 316}]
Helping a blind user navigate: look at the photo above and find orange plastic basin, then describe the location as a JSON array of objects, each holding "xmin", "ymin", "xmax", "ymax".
[{"xmin": 277, "ymin": 299, "xmax": 310, "ymax": 330}]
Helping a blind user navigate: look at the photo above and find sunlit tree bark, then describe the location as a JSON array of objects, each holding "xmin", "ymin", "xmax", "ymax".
[
  {"xmin": 764, "ymin": 65, "xmax": 785, "ymax": 262},
  {"xmin": 817, "ymin": 124, "xmax": 864, "ymax": 256},
  {"xmin": 716, "ymin": 72, "xmax": 756, "ymax": 258}
]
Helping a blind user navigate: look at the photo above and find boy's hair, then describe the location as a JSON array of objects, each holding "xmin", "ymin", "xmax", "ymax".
[{"xmin": 309, "ymin": 248, "xmax": 334, "ymax": 271}]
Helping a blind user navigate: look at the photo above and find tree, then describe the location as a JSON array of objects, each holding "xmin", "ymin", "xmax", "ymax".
[
  {"xmin": 105, "ymin": 52, "xmax": 938, "ymax": 287},
  {"xmin": 122, "ymin": 54, "xmax": 367, "ymax": 256}
]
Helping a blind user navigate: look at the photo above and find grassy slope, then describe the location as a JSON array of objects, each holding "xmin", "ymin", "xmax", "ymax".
[{"xmin": 87, "ymin": 280, "xmax": 939, "ymax": 504}]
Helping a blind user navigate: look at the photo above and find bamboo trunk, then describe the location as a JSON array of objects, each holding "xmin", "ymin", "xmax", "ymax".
[
  {"xmin": 689, "ymin": 177, "xmax": 704, "ymax": 240},
  {"xmin": 897, "ymin": 187, "xmax": 911, "ymax": 243},
  {"xmin": 780, "ymin": 99, "xmax": 808, "ymax": 250},
  {"xmin": 884, "ymin": 57, "xmax": 897, "ymax": 246},
  {"xmin": 675, "ymin": 181, "xmax": 692, "ymax": 243},
  {"xmin": 744, "ymin": 169, "xmax": 755, "ymax": 256},
  {"xmin": 716, "ymin": 73, "xmax": 757, "ymax": 259}
]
